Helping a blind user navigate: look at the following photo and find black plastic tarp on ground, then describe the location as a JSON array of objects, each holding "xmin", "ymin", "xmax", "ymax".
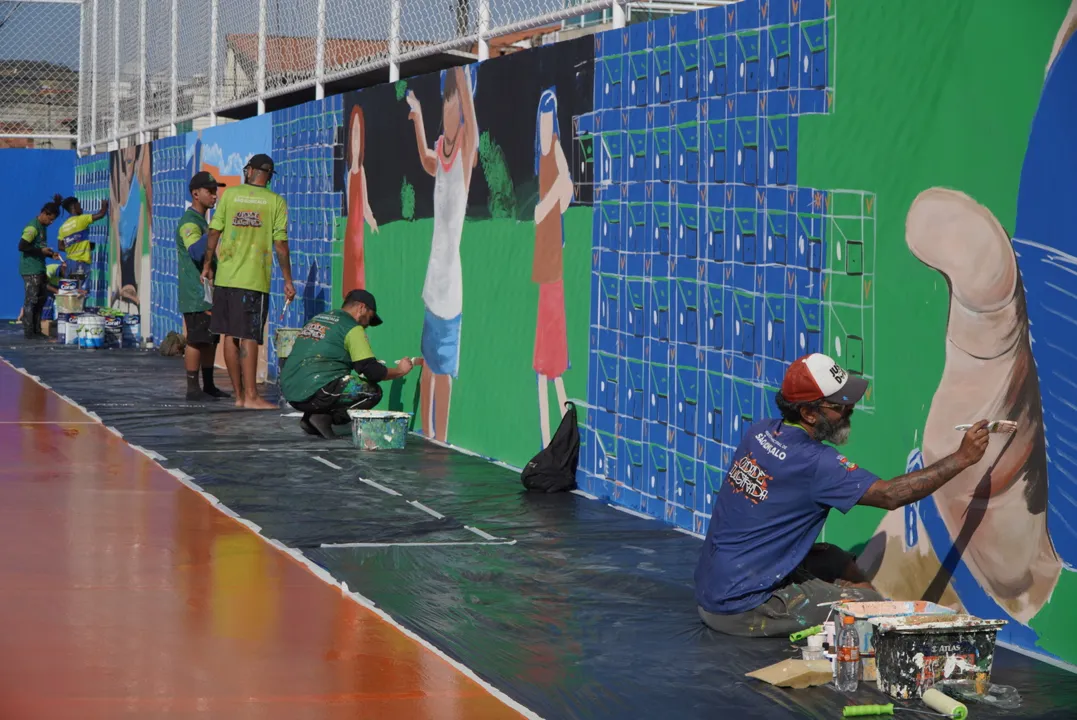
[{"xmin": 3, "ymin": 331, "xmax": 1076, "ymax": 720}]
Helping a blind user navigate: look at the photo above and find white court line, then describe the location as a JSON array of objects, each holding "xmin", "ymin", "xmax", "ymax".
[
  {"xmin": 0, "ymin": 354, "xmax": 545, "ymax": 720},
  {"xmin": 173, "ymin": 447, "xmax": 355, "ymax": 454},
  {"xmin": 408, "ymin": 500, "xmax": 445, "ymax": 520},
  {"xmin": 321, "ymin": 540, "xmax": 517, "ymax": 549},
  {"xmin": 0, "ymin": 421, "xmax": 100, "ymax": 424},
  {"xmin": 312, "ymin": 455, "xmax": 343, "ymax": 471},
  {"xmin": 358, "ymin": 477, "xmax": 401, "ymax": 497},
  {"xmin": 465, "ymin": 525, "xmax": 500, "ymax": 541}
]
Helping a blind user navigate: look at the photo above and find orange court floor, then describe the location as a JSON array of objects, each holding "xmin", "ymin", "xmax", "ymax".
[{"xmin": 0, "ymin": 360, "xmax": 526, "ymax": 720}]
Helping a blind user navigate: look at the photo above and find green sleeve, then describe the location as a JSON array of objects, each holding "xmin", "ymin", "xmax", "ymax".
[
  {"xmin": 344, "ymin": 326, "xmax": 374, "ymax": 362},
  {"xmin": 21, "ymin": 225, "xmax": 37, "ymax": 242},
  {"xmin": 208, "ymin": 192, "xmax": 228, "ymax": 231},
  {"xmin": 272, "ymin": 194, "xmax": 288, "ymax": 243},
  {"xmin": 178, "ymin": 222, "xmax": 203, "ymax": 248}
]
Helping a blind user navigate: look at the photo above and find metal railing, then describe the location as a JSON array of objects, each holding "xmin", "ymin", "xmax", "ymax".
[{"xmin": 76, "ymin": 0, "xmax": 631, "ymax": 153}]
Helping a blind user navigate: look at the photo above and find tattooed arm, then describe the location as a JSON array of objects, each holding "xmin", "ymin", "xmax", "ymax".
[{"xmin": 858, "ymin": 420, "xmax": 990, "ymax": 511}]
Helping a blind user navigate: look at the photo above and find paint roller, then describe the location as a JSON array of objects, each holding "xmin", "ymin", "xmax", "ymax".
[{"xmin": 843, "ymin": 689, "xmax": 968, "ymax": 719}]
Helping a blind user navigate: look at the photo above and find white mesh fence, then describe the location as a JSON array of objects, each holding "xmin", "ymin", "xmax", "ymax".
[
  {"xmin": 79, "ymin": 0, "xmax": 620, "ymax": 150},
  {"xmin": 0, "ymin": 0, "xmax": 82, "ymax": 146}
]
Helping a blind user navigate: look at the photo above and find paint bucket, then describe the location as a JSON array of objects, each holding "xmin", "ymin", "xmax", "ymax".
[
  {"xmin": 58, "ymin": 278, "xmax": 78, "ymax": 293},
  {"xmin": 103, "ymin": 316, "xmax": 123, "ymax": 348},
  {"xmin": 870, "ymin": 614, "xmax": 1006, "ymax": 700},
  {"xmin": 348, "ymin": 409, "xmax": 411, "ymax": 451},
  {"xmin": 55, "ymin": 291, "xmax": 84, "ymax": 315},
  {"xmin": 836, "ymin": 601, "xmax": 956, "ymax": 683},
  {"xmin": 122, "ymin": 314, "xmax": 140, "ymax": 347},
  {"xmin": 78, "ymin": 315, "xmax": 105, "ymax": 349},
  {"xmin": 63, "ymin": 313, "xmax": 80, "ymax": 345},
  {"xmin": 274, "ymin": 328, "xmax": 301, "ymax": 371}
]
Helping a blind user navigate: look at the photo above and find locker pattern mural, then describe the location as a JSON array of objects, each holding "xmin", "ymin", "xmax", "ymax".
[{"xmin": 574, "ymin": 0, "xmax": 875, "ymax": 533}]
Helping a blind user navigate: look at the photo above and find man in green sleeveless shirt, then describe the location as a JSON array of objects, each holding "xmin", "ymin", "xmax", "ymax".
[
  {"xmin": 281, "ymin": 289, "xmax": 416, "ymax": 438},
  {"xmin": 177, "ymin": 171, "xmax": 230, "ymax": 401}
]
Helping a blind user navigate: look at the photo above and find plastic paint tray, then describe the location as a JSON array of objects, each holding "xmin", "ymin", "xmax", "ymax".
[
  {"xmin": 836, "ymin": 601, "xmax": 956, "ymax": 657},
  {"xmin": 870, "ymin": 613, "xmax": 1006, "ymax": 700},
  {"xmin": 348, "ymin": 409, "xmax": 411, "ymax": 451},
  {"xmin": 275, "ymin": 328, "xmax": 301, "ymax": 359}
]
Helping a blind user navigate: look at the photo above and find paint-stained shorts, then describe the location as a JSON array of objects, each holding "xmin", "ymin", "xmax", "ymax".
[
  {"xmin": 210, "ymin": 286, "xmax": 268, "ymax": 344},
  {"xmin": 697, "ymin": 543, "xmax": 884, "ymax": 638},
  {"xmin": 421, "ymin": 308, "xmax": 461, "ymax": 378},
  {"xmin": 183, "ymin": 311, "xmax": 219, "ymax": 346}
]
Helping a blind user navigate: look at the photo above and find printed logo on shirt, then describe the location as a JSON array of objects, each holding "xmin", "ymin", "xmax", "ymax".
[
  {"xmin": 299, "ymin": 322, "xmax": 329, "ymax": 341},
  {"xmin": 232, "ymin": 211, "xmax": 263, "ymax": 228},
  {"xmin": 755, "ymin": 431, "xmax": 787, "ymax": 461},
  {"xmin": 727, "ymin": 452, "xmax": 771, "ymax": 504},
  {"xmin": 836, "ymin": 454, "xmax": 858, "ymax": 471}
]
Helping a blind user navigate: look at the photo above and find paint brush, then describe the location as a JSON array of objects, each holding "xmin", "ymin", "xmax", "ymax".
[
  {"xmin": 278, "ymin": 298, "xmax": 291, "ymax": 323},
  {"xmin": 954, "ymin": 420, "xmax": 1017, "ymax": 433}
]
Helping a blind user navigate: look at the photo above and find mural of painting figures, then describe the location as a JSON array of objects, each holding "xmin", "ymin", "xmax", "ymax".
[
  {"xmin": 108, "ymin": 144, "xmax": 153, "ymax": 339},
  {"xmin": 532, "ymin": 88, "xmax": 576, "ymax": 447},
  {"xmin": 866, "ymin": 4, "xmax": 1077, "ymax": 649},
  {"xmin": 342, "ymin": 104, "xmax": 379, "ymax": 296},
  {"xmin": 407, "ymin": 66, "xmax": 479, "ymax": 442}
]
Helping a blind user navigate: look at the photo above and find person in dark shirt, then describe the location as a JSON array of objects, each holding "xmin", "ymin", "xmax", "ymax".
[
  {"xmin": 280, "ymin": 289, "xmax": 416, "ymax": 438},
  {"xmin": 695, "ymin": 353, "xmax": 990, "ymax": 637}
]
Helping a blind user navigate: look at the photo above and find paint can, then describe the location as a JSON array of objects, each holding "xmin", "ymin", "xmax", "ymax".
[
  {"xmin": 870, "ymin": 614, "xmax": 1006, "ymax": 700},
  {"xmin": 122, "ymin": 314, "xmax": 140, "ymax": 348},
  {"xmin": 348, "ymin": 409, "xmax": 411, "ymax": 451},
  {"xmin": 77, "ymin": 315, "xmax": 105, "ymax": 349},
  {"xmin": 54, "ymin": 291, "xmax": 84, "ymax": 315},
  {"xmin": 58, "ymin": 278, "xmax": 78, "ymax": 293},
  {"xmin": 63, "ymin": 313, "xmax": 80, "ymax": 345},
  {"xmin": 274, "ymin": 327, "xmax": 301, "ymax": 374},
  {"xmin": 103, "ymin": 316, "xmax": 123, "ymax": 348},
  {"xmin": 836, "ymin": 601, "xmax": 956, "ymax": 679}
]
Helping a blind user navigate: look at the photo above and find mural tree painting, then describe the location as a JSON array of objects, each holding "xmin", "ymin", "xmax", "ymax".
[
  {"xmin": 532, "ymin": 88, "xmax": 576, "ymax": 447},
  {"xmin": 108, "ymin": 143, "xmax": 152, "ymax": 338},
  {"xmin": 406, "ymin": 66, "xmax": 479, "ymax": 443},
  {"xmin": 342, "ymin": 104, "xmax": 378, "ymax": 295}
]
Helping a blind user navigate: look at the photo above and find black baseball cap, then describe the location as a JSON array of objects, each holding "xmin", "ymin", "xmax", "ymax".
[
  {"xmin": 189, "ymin": 171, "xmax": 226, "ymax": 193},
  {"xmin": 246, "ymin": 153, "xmax": 275, "ymax": 173},
  {"xmin": 344, "ymin": 288, "xmax": 382, "ymax": 327}
]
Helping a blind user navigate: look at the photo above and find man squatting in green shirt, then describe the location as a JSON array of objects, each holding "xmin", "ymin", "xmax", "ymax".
[
  {"xmin": 177, "ymin": 171, "xmax": 230, "ymax": 401},
  {"xmin": 201, "ymin": 154, "xmax": 297, "ymax": 410},
  {"xmin": 280, "ymin": 289, "xmax": 416, "ymax": 438}
]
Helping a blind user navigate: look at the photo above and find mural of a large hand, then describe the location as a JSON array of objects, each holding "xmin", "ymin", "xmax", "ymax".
[{"xmin": 904, "ymin": 188, "xmax": 1061, "ymax": 622}]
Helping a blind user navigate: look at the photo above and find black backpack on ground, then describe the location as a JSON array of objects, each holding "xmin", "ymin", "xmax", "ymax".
[{"xmin": 521, "ymin": 402, "xmax": 580, "ymax": 493}]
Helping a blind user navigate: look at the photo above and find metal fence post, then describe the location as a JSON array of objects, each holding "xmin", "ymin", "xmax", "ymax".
[
  {"xmin": 90, "ymin": 0, "xmax": 99, "ymax": 153},
  {"xmin": 138, "ymin": 0, "xmax": 147, "ymax": 142},
  {"xmin": 315, "ymin": 0, "xmax": 327, "ymax": 100},
  {"xmin": 478, "ymin": 0, "xmax": 490, "ymax": 61},
  {"xmin": 77, "ymin": 0, "xmax": 87, "ymax": 151},
  {"xmin": 170, "ymin": 0, "xmax": 178, "ymax": 135},
  {"xmin": 210, "ymin": 0, "xmax": 219, "ymax": 125},
  {"xmin": 612, "ymin": 0, "xmax": 626, "ymax": 29},
  {"xmin": 388, "ymin": 0, "xmax": 401, "ymax": 82},
  {"xmin": 257, "ymin": 0, "xmax": 267, "ymax": 114},
  {"xmin": 111, "ymin": 0, "xmax": 119, "ymax": 148}
]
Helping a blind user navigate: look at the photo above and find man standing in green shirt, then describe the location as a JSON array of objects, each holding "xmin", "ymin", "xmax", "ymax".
[
  {"xmin": 201, "ymin": 154, "xmax": 296, "ymax": 410},
  {"xmin": 177, "ymin": 171, "xmax": 230, "ymax": 401},
  {"xmin": 19, "ymin": 195, "xmax": 63, "ymax": 339},
  {"xmin": 281, "ymin": 289, "xmax": 416, "ymax": 438}
]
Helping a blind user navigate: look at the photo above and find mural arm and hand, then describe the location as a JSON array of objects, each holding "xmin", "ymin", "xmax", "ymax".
[
  {"xmin": 458, "ymin": 67, "xmax": 480, "ymax": 173},
  {"xmin": 361, "ymin": 165, "xmax": 377, "ymax": 233},
  {"xmin": 859, "ymin": 421, "xmax": 989, "ymax": 511},
  {"xmin": 405, "ymin": 91, "xmax": 438, "ymax": 177}
]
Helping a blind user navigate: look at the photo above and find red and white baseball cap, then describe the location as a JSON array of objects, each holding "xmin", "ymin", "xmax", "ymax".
[{"xmin": 780, "ymin": 353, "xmax": 869, "ymax": 405}]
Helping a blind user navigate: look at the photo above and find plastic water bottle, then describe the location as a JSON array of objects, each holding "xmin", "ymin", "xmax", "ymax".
[{"xmin": 834, "ymin": 615, "xmax": 861, "ymax": 692}]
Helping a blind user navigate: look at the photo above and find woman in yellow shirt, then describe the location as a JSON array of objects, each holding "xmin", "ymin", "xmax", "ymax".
[{"xmin": 56, "ymin": 196, "xmax": 108, "ymax": 288}]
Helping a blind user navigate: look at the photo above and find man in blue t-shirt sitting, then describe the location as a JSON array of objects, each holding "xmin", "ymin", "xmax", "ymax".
[{"xmin": 695, "ymin": 353, "xmax": 990, "ymax": 637}]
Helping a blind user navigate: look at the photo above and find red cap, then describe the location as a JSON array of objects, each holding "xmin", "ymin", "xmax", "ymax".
[{"xmin": 780, "ymin": 353, "xmax": 869, "ymax": 405}]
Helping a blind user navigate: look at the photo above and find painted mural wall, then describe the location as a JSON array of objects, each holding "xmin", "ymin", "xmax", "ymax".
[{"xmin": 67, "ymin": 0, "xmax": 1077, "ymax": 667}]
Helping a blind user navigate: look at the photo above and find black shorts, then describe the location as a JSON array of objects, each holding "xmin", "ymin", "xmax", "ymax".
[
  {"xmin": 209, "ymin": 286, "xmax": 268, "ymax": 344},
  {"xmin": 183, "ymin": 311, "xmax": 219, "ymax": 346}
]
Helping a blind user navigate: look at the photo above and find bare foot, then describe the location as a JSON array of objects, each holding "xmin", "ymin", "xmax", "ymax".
[
  {"xmin": 234, "ymin": 397, "xmax": 246, "ymax": 409},
  {"xmin": 244, "ymin": 396, "xmax": 278, "ymax": 411}
]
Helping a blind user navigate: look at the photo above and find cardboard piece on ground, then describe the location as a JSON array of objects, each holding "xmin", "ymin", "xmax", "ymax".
[{"xmin": 746, "ymin": 659, "xmax": 834, "ymax": 689}]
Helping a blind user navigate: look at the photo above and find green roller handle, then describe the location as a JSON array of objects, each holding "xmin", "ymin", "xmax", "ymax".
[
  {"xmin": 843, "ymin": 705, "xmax": 894, "ymax": 717},
  {"xmin": 789, "ymin": 624, "xmax": 824, "ymax": 642}
]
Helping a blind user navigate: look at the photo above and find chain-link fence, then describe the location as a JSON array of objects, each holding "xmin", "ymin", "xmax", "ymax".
[
  {"xmin": 78, "ymin": 0, "xmax": 627, "ymax": 152},
  {"xmin": 0, "ymin": 0, "xmax": 81, "ymax": 148}
]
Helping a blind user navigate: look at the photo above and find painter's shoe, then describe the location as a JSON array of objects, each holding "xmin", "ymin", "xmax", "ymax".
[
  {"xmin": 186, "ymin": 388, "xmax": 218, "ymax": 402},
  {"xmin": 204, "ymin": 386, "xmax": 231, "ymax": 399},
  {"xmin": 299, "ymin": 414, "xmax": 320, "ymax": 436},
  {"xmin": 308, "ymin": 413, "xmax": 335, "ymax": 440}
]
